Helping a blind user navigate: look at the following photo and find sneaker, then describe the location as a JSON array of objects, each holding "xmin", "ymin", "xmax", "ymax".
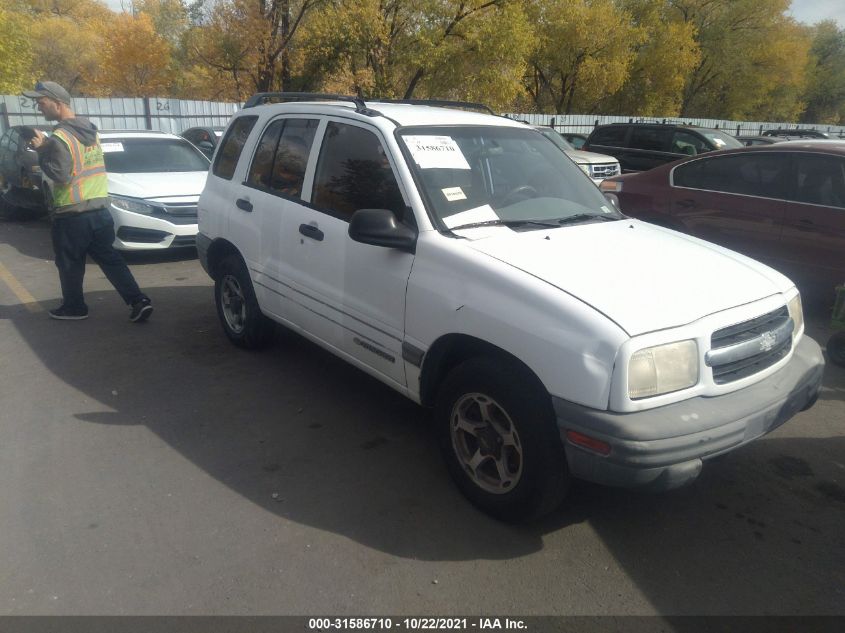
[
  {"xmin": 129, "ymin": 298, "xmax": 153, "ymax": 323},
  {"xmin": 49, "ymin": 305, "xmax": 88, "ymax": 320}
]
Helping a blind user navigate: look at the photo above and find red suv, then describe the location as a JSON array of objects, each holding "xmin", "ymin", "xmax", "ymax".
[{"xmin": 601, "ymin": 141, "xmax": 845, "ymax": 305}]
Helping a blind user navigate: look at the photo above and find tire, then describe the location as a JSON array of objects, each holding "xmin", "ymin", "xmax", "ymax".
[
  {"xmin": 828, "ymin": 332, "xmax": 845, "ymax": 367},
  {"xmin": 434, "ymin": 356, "xmax": 569, "ymax": 522},
  {"xmin": 214, "ymin": 254, "xmax": 275, "ymax": 349}
]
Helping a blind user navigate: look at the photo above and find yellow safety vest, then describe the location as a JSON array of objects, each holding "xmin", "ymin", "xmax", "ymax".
[{"xmin": 50, "ymin": 129, "xmax": 109, "ymax": 209}]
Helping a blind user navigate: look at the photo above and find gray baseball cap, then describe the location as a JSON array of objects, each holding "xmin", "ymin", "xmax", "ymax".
[{"xmin": 23, "ymin": 81, "xmax": 72, "ymax": 104}]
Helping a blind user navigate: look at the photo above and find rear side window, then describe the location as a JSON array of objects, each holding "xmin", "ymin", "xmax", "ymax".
[
  {"xmin": 629, "ymin": 127, "xmax": 669, "ymax": 152},
  {"xmin": 790, "ymin": 154, "xmax": 845, "ymax": 208},
  {"xmin": 213, "ymin": 116, "xmax": 258, "ymax": 180},
  {"xmin": 246, "ymin": 118, "xmax": 318, "ymax": 199},
  {"xmin": 312, "ymin": 122, "xmax": 404, "ymax": 222},
  {"xmin": 590, "ymin": 126, "xmax": 627, "ymax": 147},
  {"xmin": 674, "ymin": 153, "xmax": 789, "ymax": 199}
]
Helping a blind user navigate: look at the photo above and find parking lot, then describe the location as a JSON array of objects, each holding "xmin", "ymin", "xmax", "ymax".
[{"xmin": 0, "ymin": 216, "xmax": 843, "ymax": 617}]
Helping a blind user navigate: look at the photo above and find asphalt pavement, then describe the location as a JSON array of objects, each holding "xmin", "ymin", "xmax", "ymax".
[{"xmin": 0, "ymin": 216, "xmax": 843, "ymax": 618}]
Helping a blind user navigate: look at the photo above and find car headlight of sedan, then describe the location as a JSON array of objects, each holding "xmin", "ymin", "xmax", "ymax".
[
  {"xmin": 628, "ymin": 340, "xmax": 699, "ymax": 399},
  {"xmin": 787, "ymin": 293, "xmax": 803, "ymax": 338},
  {"xmin": 111, "ymin": 195, "xmax": 163, "ymax": 216}
]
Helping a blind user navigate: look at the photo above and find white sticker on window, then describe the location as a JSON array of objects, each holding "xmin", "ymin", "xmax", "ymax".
[
  {"xmin": 442, "ymin": 186, "xmax": 467, "ymax": 202},
  {"xmin": 712, "ymin": 138, "xmax": 725, "ymax": 148},
  {"xmin": 403, "ymin": 135, "xmax": 471, "ymax": 170},
  {"xmin": 101, "ymin": 142, "xmax": 124, "ymax": 153},
  {"xmin": 443, "ymin": 204, "xmax": 498, "ymax": 229}
]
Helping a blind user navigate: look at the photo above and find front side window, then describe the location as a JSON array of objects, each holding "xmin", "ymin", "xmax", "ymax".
[
  {"xmin": 399, "ymin": 125, "xmax": 617, "ymax": 231},
  {"xmin": 213, "ymin": 116, "xmax": 258, "ymax": 180},
  {"xmin": 671, "ymin": 131, "xmax": 707, "ymax": 156},
  {"xmin": 312, "ymin": 122, "xmax": 405, "ymax": 221},
  {"xmin": 674, "ymin": 153, "xmax": 789, "ymax": 199},
  {"xmin": 247, "ymin": 120, "xmax": 284, "ymax": 189},
  {"xmin": 629, "ymin": 127, "xmax": 669, "ymax": 152},
  {"xmin": 790, "ymin": 154, "xmax": 845, "ymax": 208},
  {"xmin": 246, "ymin": 118, "xmax": 318, "ymax": 199},
  {"xmin": 698, "ymin": 129, "xmax": 743, "ymax": 150},
  {"xmin": 102, "ymin": 138, "xmax": 210, "ymax": 173}
]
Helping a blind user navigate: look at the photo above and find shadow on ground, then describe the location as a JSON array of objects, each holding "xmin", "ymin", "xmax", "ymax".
[{"xmin": 1, "ymin": 283, "xmax": 844, "ymax": 614}]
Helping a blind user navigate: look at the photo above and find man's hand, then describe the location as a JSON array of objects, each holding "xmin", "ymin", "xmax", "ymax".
[{"xmin": 29, "ymin": 129, "xmax": 46, "ymax": 150}]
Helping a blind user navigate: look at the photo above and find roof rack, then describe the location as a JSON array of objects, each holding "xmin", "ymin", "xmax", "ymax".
[
  {"xmin": 242, "ymin": 92, "xmax": 382, "ymax": 116},
  {"xmin": 376, "ymin": 99, "xmax": 496, "ymax": 115}
]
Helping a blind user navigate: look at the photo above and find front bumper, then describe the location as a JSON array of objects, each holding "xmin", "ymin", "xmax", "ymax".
[
  {"xmin": 108, "ymin": 207, "xmax": 198, "ymax": 251},
  {"xmin": 554, "ymin": 335, "xmax": 824, "ymax": 490}
]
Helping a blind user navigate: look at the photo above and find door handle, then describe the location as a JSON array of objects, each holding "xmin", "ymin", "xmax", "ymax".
[
  {"xmin": 236, "ymin": 198, "xmax": 253, "ymax": 212},
  {"xmin": 299, "ymin": 224, "xmax": 324, "ymax": 241}
]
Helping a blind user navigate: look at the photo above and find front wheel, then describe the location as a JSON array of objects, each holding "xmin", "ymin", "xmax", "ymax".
[
  {"xmin": 214, "ymin": 255, "xmax": 275, "ymax": 349},
  {"xmin": 434, "ymin": 356, "xmax": 569, "ymax": 522},
  {"xmin": 828, "ymin": 331, "xmax": 845, "ymax": 367}
]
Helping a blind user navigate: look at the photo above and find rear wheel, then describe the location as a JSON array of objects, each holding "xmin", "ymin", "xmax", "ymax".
[
  {"xmin": 435, "ymin": 356, "xmax": 569, "ymax": 522},
  {"xmin": 214, "ymin": 254, "xmax": 275, "ymax": 349}
]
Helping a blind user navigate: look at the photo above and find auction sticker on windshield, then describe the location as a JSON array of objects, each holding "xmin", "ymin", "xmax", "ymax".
[
  {"xmin": 101, "ymin": 142, "xmax": 124, "ymax": 153},
  {"xmin": 403, "ymin": 135, "xmax": 470, "ymax": 170}
]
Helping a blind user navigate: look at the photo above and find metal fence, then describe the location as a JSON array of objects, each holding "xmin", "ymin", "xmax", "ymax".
[
  {"xmin": 0, "ymin": 95, "xmax": 240, "ymax": 134},
  {"xmin": 507, "ymin": 112, "xmax": 845, "ymax": 139},
  {"xmin": 3, "ymin": 94, "xmax": 844, "ymax": 139}
]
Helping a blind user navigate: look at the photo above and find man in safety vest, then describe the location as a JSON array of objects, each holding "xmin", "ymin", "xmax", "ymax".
[{"xmin": 24, "ymin": 81, "xmax": 153, "ymax": 322}]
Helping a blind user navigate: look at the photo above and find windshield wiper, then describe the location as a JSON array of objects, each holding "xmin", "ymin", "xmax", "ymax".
[
  {"xmin": 448, "ymin": 219, "xmax": 563, "ymax": 231},
  {"xmin": 556, "ymin": 213, "xmax": 619, "ymax": 226}
]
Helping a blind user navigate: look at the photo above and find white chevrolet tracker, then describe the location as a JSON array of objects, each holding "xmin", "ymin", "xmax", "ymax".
[{"xmin": 197, "ymin": 94, "xmax": 825, "ymax": 521}]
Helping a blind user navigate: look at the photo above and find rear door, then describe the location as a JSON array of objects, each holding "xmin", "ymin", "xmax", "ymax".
[
  {"xmin": 670, "ymin": 152, "xmax": 789, "ymax": 268},
  {"xmin": 780, "ymin": 152, "xmax": 845, "ymax": 292},
  {"xmin": 620, "ymin": 126, "xmax": 674, "ymax": 172}
]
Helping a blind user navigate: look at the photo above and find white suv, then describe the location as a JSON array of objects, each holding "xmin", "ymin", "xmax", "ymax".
[{"xmin": 197, "ymin": 94, "xmax": 824, "ymax": 521}]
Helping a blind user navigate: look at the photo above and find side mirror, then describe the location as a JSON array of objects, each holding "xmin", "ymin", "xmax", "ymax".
[{"xmin": 348, "ymin": 208, "xmax": 417, "ymax": 253}]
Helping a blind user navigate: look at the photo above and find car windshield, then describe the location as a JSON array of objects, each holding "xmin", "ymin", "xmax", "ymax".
[
  {"xmin": 398, "ymin": 125, "xmax": 618, "ymax": 231},
  {"xmin": 102, "ymin": 138, "xmax": 210, "ymax": 173},
  {"xmin": 699, "ymin": 130, "xmax": 743, "ymax": 150}
]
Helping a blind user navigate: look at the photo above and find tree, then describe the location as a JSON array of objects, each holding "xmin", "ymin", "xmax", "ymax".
[
  {"xmin": 526, "ymin": 0, "xmax": 643, "ymax": 114},
  {"xmin": 87, "ymin": 12, "xmax": 173, "ymax": 96},
  {"xmin": 0, "ymin": 6, "xmax": 35, "ymax": 93},
  {"xmin": 802, "ymin": 21, "xmax": 845, "ymax": 125}
]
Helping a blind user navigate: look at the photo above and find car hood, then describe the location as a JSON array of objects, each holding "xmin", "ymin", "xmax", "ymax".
[
  {"xmin": 107, "ymin": 171, "xmax": 208, "ymax": 202},
  {"xmin": 463, "ymin": 219, "xmax": 790, "ymax": 336},
  {"xmin": 564, "ymin": 148, "xmax": 618, "ymax": 165}
]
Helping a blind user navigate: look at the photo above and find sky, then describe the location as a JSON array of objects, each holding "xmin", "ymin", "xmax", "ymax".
[{"xmin": 103, "ymin": 0, "xmax": 845, "ymax": 29}]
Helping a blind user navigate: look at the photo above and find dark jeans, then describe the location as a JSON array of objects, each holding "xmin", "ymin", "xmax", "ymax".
[{"xmin": 51, "ymin": 208, "xmax": 147, "ymax": 310}]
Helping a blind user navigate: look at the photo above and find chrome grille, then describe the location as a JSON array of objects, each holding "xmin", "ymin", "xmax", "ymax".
[
  {"xmin": 707, "ymin": 307, "xmax": 792, "ymax": 385},
  {"xmin": 589, "ymin": 163, "xmax": 621, "ymax": 179},
  {"xmin": 162, "ymin": 203, "xmax": 198, "ymax": 217}
]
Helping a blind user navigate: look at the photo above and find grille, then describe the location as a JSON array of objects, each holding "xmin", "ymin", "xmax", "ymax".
[
  {"xmin": 170, "ymin": 235, "xmax": 197, "ymax": 247},
  {"xmin": 589, "ymin": 163, "xmax": 621, "ymax": 179},
  {"xmin": 162, "ymin": 203, "xmax": 198, "ymax": 217},
  {"xmin": 707, "ymin": 306, "xmax": 793, "ymax": 385}
]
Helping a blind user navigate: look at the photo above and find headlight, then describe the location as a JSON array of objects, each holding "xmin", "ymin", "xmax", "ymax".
[
  {"xmin": 628, "ymin": 340, "xmax": 699, "ymax": 399},
  {"xmin": 111, "ymin": 196, "xmax": 161, "ymax": 215},
  {"xmin": 576, "ymin": 163, "xmax": 591, "ymax": 175},
  {"xmin": 787, "ymin": 293, "xmax": 804, "ymax": 338}
]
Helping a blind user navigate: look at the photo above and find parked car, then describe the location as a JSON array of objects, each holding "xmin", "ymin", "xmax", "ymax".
[
  {"xmin": 532, "ymin": 125, "xmax": 620, "ymax": 183},
  {"xmin": 44, "ymin": 130, "xmax": 210, "ymax": 249},
  {"xmin": 0, "ymin": 124, "xmax": 53, "ymax": 217},
  {"xmin": 762, "ymin": 128, "xmax": 829, "ymax": 139},
  {"xmin": 600, "ymin": 141, "xmax": 845, "ymax": 305},
  {"xmin": 735, "ymin": 135, "xmax": 787, "ymax": 146},
  {"xmin": 560, "ymin": 132, "xmax": 588, "ymax": 149},
  {"xmin": 197, "ymin": 94, "xmax": 823, "ymax": 521},
  {"xmin": 181, "ymin": 126, "xmax": 226, "ymax": 159},
  {"xmin": 584, "ymin": 123, "xmax": 743, "ymax": 173}
]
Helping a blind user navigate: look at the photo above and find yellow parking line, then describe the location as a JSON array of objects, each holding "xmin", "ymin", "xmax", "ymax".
[{"xmin": 0, "ymin": 261, "xmax": 43, "ymax": 312}]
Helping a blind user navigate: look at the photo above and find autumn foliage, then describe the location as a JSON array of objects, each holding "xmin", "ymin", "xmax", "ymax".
[{"xmin": 1, "ymin": 0, "xmax": 843, "ymax": 124}]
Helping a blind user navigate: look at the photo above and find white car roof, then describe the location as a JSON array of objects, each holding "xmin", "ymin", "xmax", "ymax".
[{"xmin": 239, "ymin": 100, "xmax": 526, "ymax": 129}]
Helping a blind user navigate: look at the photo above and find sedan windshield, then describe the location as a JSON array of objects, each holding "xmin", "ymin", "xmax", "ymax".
[
  {"xmin": 102, "ymin": 138, "xmax": 210, "ymax": 173},
  {"xmin": 398, "ymin": 126, "xmax": 618, "ymax": 231}
]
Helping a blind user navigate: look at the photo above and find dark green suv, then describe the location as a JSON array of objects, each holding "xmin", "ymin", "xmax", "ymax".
[{"xmin": 584, "ymin": 123, "xmax": 742, "ymax": 173}]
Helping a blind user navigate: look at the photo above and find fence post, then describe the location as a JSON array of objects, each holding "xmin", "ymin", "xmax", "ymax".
[
  {"xmin": 0, "ymin": 101, "xmax": 8, "ymax": 132},
  {"xmin": 143, "ymin": 98, "xmax": 153, "ymax": 130}
]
